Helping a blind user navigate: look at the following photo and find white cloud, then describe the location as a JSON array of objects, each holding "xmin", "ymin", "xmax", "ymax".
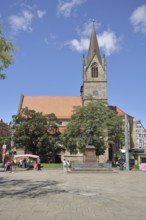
[
  {"xmin": 76, "ymin": 21, "xmax": 101, "ymax": 37},
  {"xmin": 37, "ymin": 10, "xmax": 46, "ymax": 19},
  {"xmin": 9, "ymin": 10, "xmax": 34, "ymax": 33},
  {"xmin": 130, "ymin": 4, "xmax": 146, "ymax": 34},
  {"xmin": 66, "ymin": 22, "xmax": 121, "ymax": 56},
  {"xmin": 44, "ymin": 33, "xmax": 57, "ymax": 45},
  {"xmin": 8, "ymin": 4, "xmax": 46, "ymax": 34},
  {"xmin": 66, "ymin": 37, "xmax": 89, "ymax": 52},
  {"xmin": 98, "ymin": 31, "xmax": 121, "ymax": 56},
  {"xmin": 57, "ymin": 0, "xmax": 86, "ymax": 17},
  {"xmin": 49, "ymin": 33, "xmax": 56, "ymax": 40}
]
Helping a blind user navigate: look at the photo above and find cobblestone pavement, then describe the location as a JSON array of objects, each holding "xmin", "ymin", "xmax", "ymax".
[{"xmin": 0, "ymin": 169, "xmax": 146, "ymax": 220}]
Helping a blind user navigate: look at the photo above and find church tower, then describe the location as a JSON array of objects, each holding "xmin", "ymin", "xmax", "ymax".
[{"xmin": 80, "ymin": 22, "xmax": 107, "ymax": 106}]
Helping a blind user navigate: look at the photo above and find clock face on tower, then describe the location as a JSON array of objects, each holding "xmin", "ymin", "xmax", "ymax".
[{"xmin": 92, "ymin": 89, "xmax": 98, "ymax": 97}]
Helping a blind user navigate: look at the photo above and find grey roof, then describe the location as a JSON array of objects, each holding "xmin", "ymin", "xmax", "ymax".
[{"xmin": 87, "ymin": 22, "xmax": 102, "ymax": 65}]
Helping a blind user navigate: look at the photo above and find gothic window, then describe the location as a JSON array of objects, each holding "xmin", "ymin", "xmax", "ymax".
[{"xmin": 91, "ymin": 62, "xmax": 98, "ymax": 78}]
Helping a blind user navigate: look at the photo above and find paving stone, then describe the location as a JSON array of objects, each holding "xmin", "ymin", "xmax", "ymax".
[{"xmin": 0, "ymin": 170, "xmax": 146, "ymax": 220}]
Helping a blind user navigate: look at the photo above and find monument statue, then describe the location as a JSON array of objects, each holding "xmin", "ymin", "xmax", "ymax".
[{"xmin": 86, "ymin": 128, "xmax": 94, "ymax": 145}]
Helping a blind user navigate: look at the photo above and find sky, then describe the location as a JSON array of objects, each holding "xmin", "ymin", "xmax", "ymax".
[{"xmin": 0, "ymin": 0, "xmax": 146, "ymax": 127}]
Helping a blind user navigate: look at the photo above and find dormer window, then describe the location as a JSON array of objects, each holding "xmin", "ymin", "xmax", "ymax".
[{"xmin": 91, "ymin": 62, "xmax": 98, "ymax": 78}]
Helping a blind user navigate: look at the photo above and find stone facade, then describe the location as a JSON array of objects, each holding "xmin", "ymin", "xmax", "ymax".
[
  {"xmin": 132, "ymin": 120, "xmax": 146, "ymax": 151},
  {"xmin": 81, "ymin": 23, "xmax": 107, "ymax": 105},
  {"xmin": 98, "ymin": 148, "xmax": 109, "ymax": 163},
  {"xmin": 0, "ymin": 119, "xmax": 9, "ymax": 162},
  {"xmin": 62, "ymin": 150, "xmax": 83, "ymax": 162}
]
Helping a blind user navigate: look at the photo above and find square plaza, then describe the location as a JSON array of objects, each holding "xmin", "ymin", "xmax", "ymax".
[{"xmin": 0, "ymin": 169, "xmax": 146, "ymax": 220}]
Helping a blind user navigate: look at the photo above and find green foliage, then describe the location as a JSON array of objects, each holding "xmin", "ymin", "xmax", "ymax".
[
  {"xmin": 41, "ymin": 163, "xmax": 62, "ymax": 169},
  {"xmin": 11, "ymin": 107, "xmax": 61, "ymax": 162},
  {"xmin": 113, "ymin": 153, "xmax": 120, "ymax": 162},
  {"xmin": 61, "ymin": 101, "xmax": 124, "ymax": 156},
  {"xmin": 0, "ymin": 135, "xmax": 11, "ymax": 150},
  {"xmin": 134, "ymin": 164, "xmax": 139, "ymax": 171},
  {"xmin": 0, "ymin": 25, "xmax": 15, "ymax": 79},
  {"xmin": 133, "ymin": 160, "xmax": 140, "ymax": 171}
]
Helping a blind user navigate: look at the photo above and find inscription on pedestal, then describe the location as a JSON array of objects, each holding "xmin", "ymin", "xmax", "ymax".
[{"xmin": 84, "ymin": 145, "xmax": 97, "ymax": 163}]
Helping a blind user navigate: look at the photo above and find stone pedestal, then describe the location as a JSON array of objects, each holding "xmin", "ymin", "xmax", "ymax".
[{"xmin": 84, "ymin": 145, "xmax": 96, "ymax": 163}]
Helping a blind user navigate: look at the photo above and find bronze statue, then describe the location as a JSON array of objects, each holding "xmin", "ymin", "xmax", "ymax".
[{"xmin": 86, "ymin": 128, "xmax": 94, "ymax": 145}]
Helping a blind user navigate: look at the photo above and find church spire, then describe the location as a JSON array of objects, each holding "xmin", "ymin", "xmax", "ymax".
[{"xmin": 87, "ymin": 20, "xmax": 102, "ymax": 65}]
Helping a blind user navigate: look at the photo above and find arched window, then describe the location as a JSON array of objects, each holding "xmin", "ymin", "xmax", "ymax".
[{"xmin": 91, "ymin": 62, "xmax": 98, "ymax": 78}]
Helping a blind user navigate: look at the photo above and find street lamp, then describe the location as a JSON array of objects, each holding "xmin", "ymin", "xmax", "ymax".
[
  {"xmin": 9, "ymin": 122, "xmax": 15, "ymax": 159},
  {"xmin": 125, "ymin": 114, "xmax": 130, "ymax": 171},
  {"xmin": 2, "ymin": 144, "xmax": 6, "ymax": 167}
]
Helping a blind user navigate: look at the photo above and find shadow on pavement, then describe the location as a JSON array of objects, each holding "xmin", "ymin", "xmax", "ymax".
[{"xmin": 0, "ymin": 177, "xmax": 67, "ymax": 198}]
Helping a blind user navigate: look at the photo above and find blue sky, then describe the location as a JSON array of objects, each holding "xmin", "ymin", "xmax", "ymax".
[{"xmin": 0, "ymin": 0, "xmax": 146, "ymax": 127}]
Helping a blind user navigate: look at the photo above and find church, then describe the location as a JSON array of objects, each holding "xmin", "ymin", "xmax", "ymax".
[{"xmin": 18, "ymin": 22, "xmax": 134, "ymax": 162}]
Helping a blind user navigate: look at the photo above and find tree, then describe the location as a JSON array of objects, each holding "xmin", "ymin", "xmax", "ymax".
[
  {"xmin": 0, "ymin": 25, "xmax": 15, "ymax": 79},
  {"xmin": 11, "ymin": 107, "xmax": 61, "ymax": 162},
  {"xmin": 61, "ymin": 101, "xmax": 124, "ymax": 156}
]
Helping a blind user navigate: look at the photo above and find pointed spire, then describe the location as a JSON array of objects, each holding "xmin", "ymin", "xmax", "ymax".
[
  {"xmin": 102, "ymin": 54, "xmax": 106, "ymax": 71},
  {"xmin": 82, "ymin": 53, "xmax": 86, "ymax": 66},
  {"xmin": 87, "ymin": 20, "xmax": 102, "ymax": 65}
]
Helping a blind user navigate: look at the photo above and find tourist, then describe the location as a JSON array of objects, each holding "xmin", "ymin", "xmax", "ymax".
[
  {"xmin": 62, "ymin": 159, "xmax": 67, "ymax": 172},
  {"xmin": 13, "ymin": 158, "xmax": 17, "ymax": 170},
  {"xmin": 34, "ymin": 160, "xmax": 38, "ymax": 170},
  {"xmin": 119, "ymin": 161, "xmax": 124, "ymax": 170},
  {"xmin": 19, "ymin": 159, "xmax": 23, "ymax": 168},
  {"xmin": 67, "ymin": 160, "xmax": 71, "ymax": 172},
  {"xmin": 5, "ymin": 159, "xmax": 13, "ymax": 172},
  {"xmin": 115, "ymin": 161, "xmax": 119, "ymax": 170},
  {"xmin": 37, "ymin": 157, "xmax": 41, "ymax": 170}
]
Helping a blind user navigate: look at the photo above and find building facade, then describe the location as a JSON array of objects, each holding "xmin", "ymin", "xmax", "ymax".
[
  {"xmin": 0, "ymin": 118, "xmax": 9, "ymax": 162},
  {"xmin": 81, "ymin": 22, "xmax": 107, "ymax": 105},
  {"xmin": 132, "ymin": 120, "xmax": 146, "ymax": 151}
]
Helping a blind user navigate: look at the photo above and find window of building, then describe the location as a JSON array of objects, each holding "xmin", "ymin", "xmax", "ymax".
[{"xmin": 91, "ymin": 62, "xmax": 98, "ymax": 78}]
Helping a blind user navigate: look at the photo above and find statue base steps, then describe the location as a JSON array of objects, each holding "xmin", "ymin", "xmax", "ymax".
[{"xmin": 70, "ymin": 162, "xmax": 114, "ymax": 173}]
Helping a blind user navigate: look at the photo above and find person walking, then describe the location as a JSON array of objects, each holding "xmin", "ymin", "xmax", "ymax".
[
  {"xmin": 37, "ymin": 157, "xmax": 41, "ymax": 170},
  {"xmin": 62, "ymin": 159, "xmax": 67, "ymax": 172},
  {"xmin": 67, "ymin": 160, "xmax": 71, "ymax": 172}
]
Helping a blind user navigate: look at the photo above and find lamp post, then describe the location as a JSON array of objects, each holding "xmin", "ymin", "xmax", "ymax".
[
  {"xmin": 10, "ymin": 130, "xmax": 14, "ymax": 148},
  {"xmin": 2, "ymin": 144, "xmax": 6, "ymax": 167},
  {"xmin": 125, "ymin": 114, "xmax": 130, "ymax": 171},
  {"xmin": 9, "ymin": 122, "xmax": 14, "ymax": 159}
]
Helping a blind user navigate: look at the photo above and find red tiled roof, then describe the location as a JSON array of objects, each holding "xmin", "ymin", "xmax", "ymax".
[
  {"xmin": 20, "ymin": 97, "xmax": 133, "ymax": 120},
  {"xmin": 20, "ymin": 96, "xmax": 82, "ymax": 119},
  {"xmin": 108, "ymin": 106, "xmax": 125, "ymax": 116},
  {"xmin": 108, "ymin": 105, "xmax": 133, "ymax": 118}
]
